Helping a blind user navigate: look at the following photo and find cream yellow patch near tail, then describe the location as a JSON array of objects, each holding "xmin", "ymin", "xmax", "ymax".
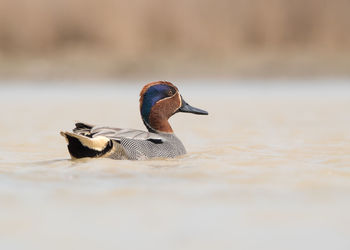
[{"xmin": 60, "ymin": 131, "xmax": 110, "ymax": 151}]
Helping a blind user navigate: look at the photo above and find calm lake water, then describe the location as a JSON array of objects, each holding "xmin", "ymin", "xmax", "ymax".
[{"xmin": 0, "ymin": 80, "xmax": 350, "ymax": 250}]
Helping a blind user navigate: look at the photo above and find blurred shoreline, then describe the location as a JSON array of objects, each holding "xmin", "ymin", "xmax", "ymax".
[
  {"xmin": 1, "ymin": 49, "xmax": 350, "ymax": 80},
  {"xmin": 1, "ymin": 0, "xmax": 350, "ymax": 80}
]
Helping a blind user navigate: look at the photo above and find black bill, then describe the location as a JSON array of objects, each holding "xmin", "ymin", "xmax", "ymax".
[{"xmin": 178, "ymin": 96, "xmax": 208, "ymax": 115}]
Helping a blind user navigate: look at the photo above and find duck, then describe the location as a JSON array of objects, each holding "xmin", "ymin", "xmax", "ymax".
[{"xmin": 60, "ymin": 81, "xmax": 208, "ymax": 160}]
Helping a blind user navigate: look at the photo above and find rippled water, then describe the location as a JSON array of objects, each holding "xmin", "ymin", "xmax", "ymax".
[{"xmin": 1, "ymin": 80, "xmax": 350, "ymax": 250}]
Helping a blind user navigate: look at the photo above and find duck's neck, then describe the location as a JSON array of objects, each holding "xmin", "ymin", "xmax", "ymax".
[{"xmin": 143, "ymin": 112, "xmax": 173, "ymax": 133}]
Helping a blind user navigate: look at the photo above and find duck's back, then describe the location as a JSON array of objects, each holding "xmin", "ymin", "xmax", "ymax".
[{"xmin": 63, "ymin": 122, "xmax": 186, "ymax": 160}]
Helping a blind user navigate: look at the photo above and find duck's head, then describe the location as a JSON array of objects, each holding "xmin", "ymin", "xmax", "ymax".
[{"xmin": 139, "ymin": 81, "xmax": 208, "ymax": 133}]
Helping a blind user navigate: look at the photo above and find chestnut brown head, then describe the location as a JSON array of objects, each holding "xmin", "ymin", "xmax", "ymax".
[{"xmin": 140, "ymin": 81, "xmax": 208, "ymax": 133}]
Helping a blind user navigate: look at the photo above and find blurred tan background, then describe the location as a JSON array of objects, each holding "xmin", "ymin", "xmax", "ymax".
[{"xmin": 0, "ymin": 0, "xmax": 350, "ymax": 79}]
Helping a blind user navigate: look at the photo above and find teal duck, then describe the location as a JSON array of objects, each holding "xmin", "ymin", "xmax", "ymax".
[{"xmin": 60, "ymin": 81, "xmax": 208, "ymax": 160}]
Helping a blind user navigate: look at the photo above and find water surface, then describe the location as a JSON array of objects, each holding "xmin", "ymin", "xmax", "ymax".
[{"xmin": 0, "ymin": 80, "xmax": 350, "ymax": 250}]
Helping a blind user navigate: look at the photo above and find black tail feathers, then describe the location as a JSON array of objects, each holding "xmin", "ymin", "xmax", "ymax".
[{"xmin": 64, "ymin": 133, "xmax": 113, "ymax": 159}]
